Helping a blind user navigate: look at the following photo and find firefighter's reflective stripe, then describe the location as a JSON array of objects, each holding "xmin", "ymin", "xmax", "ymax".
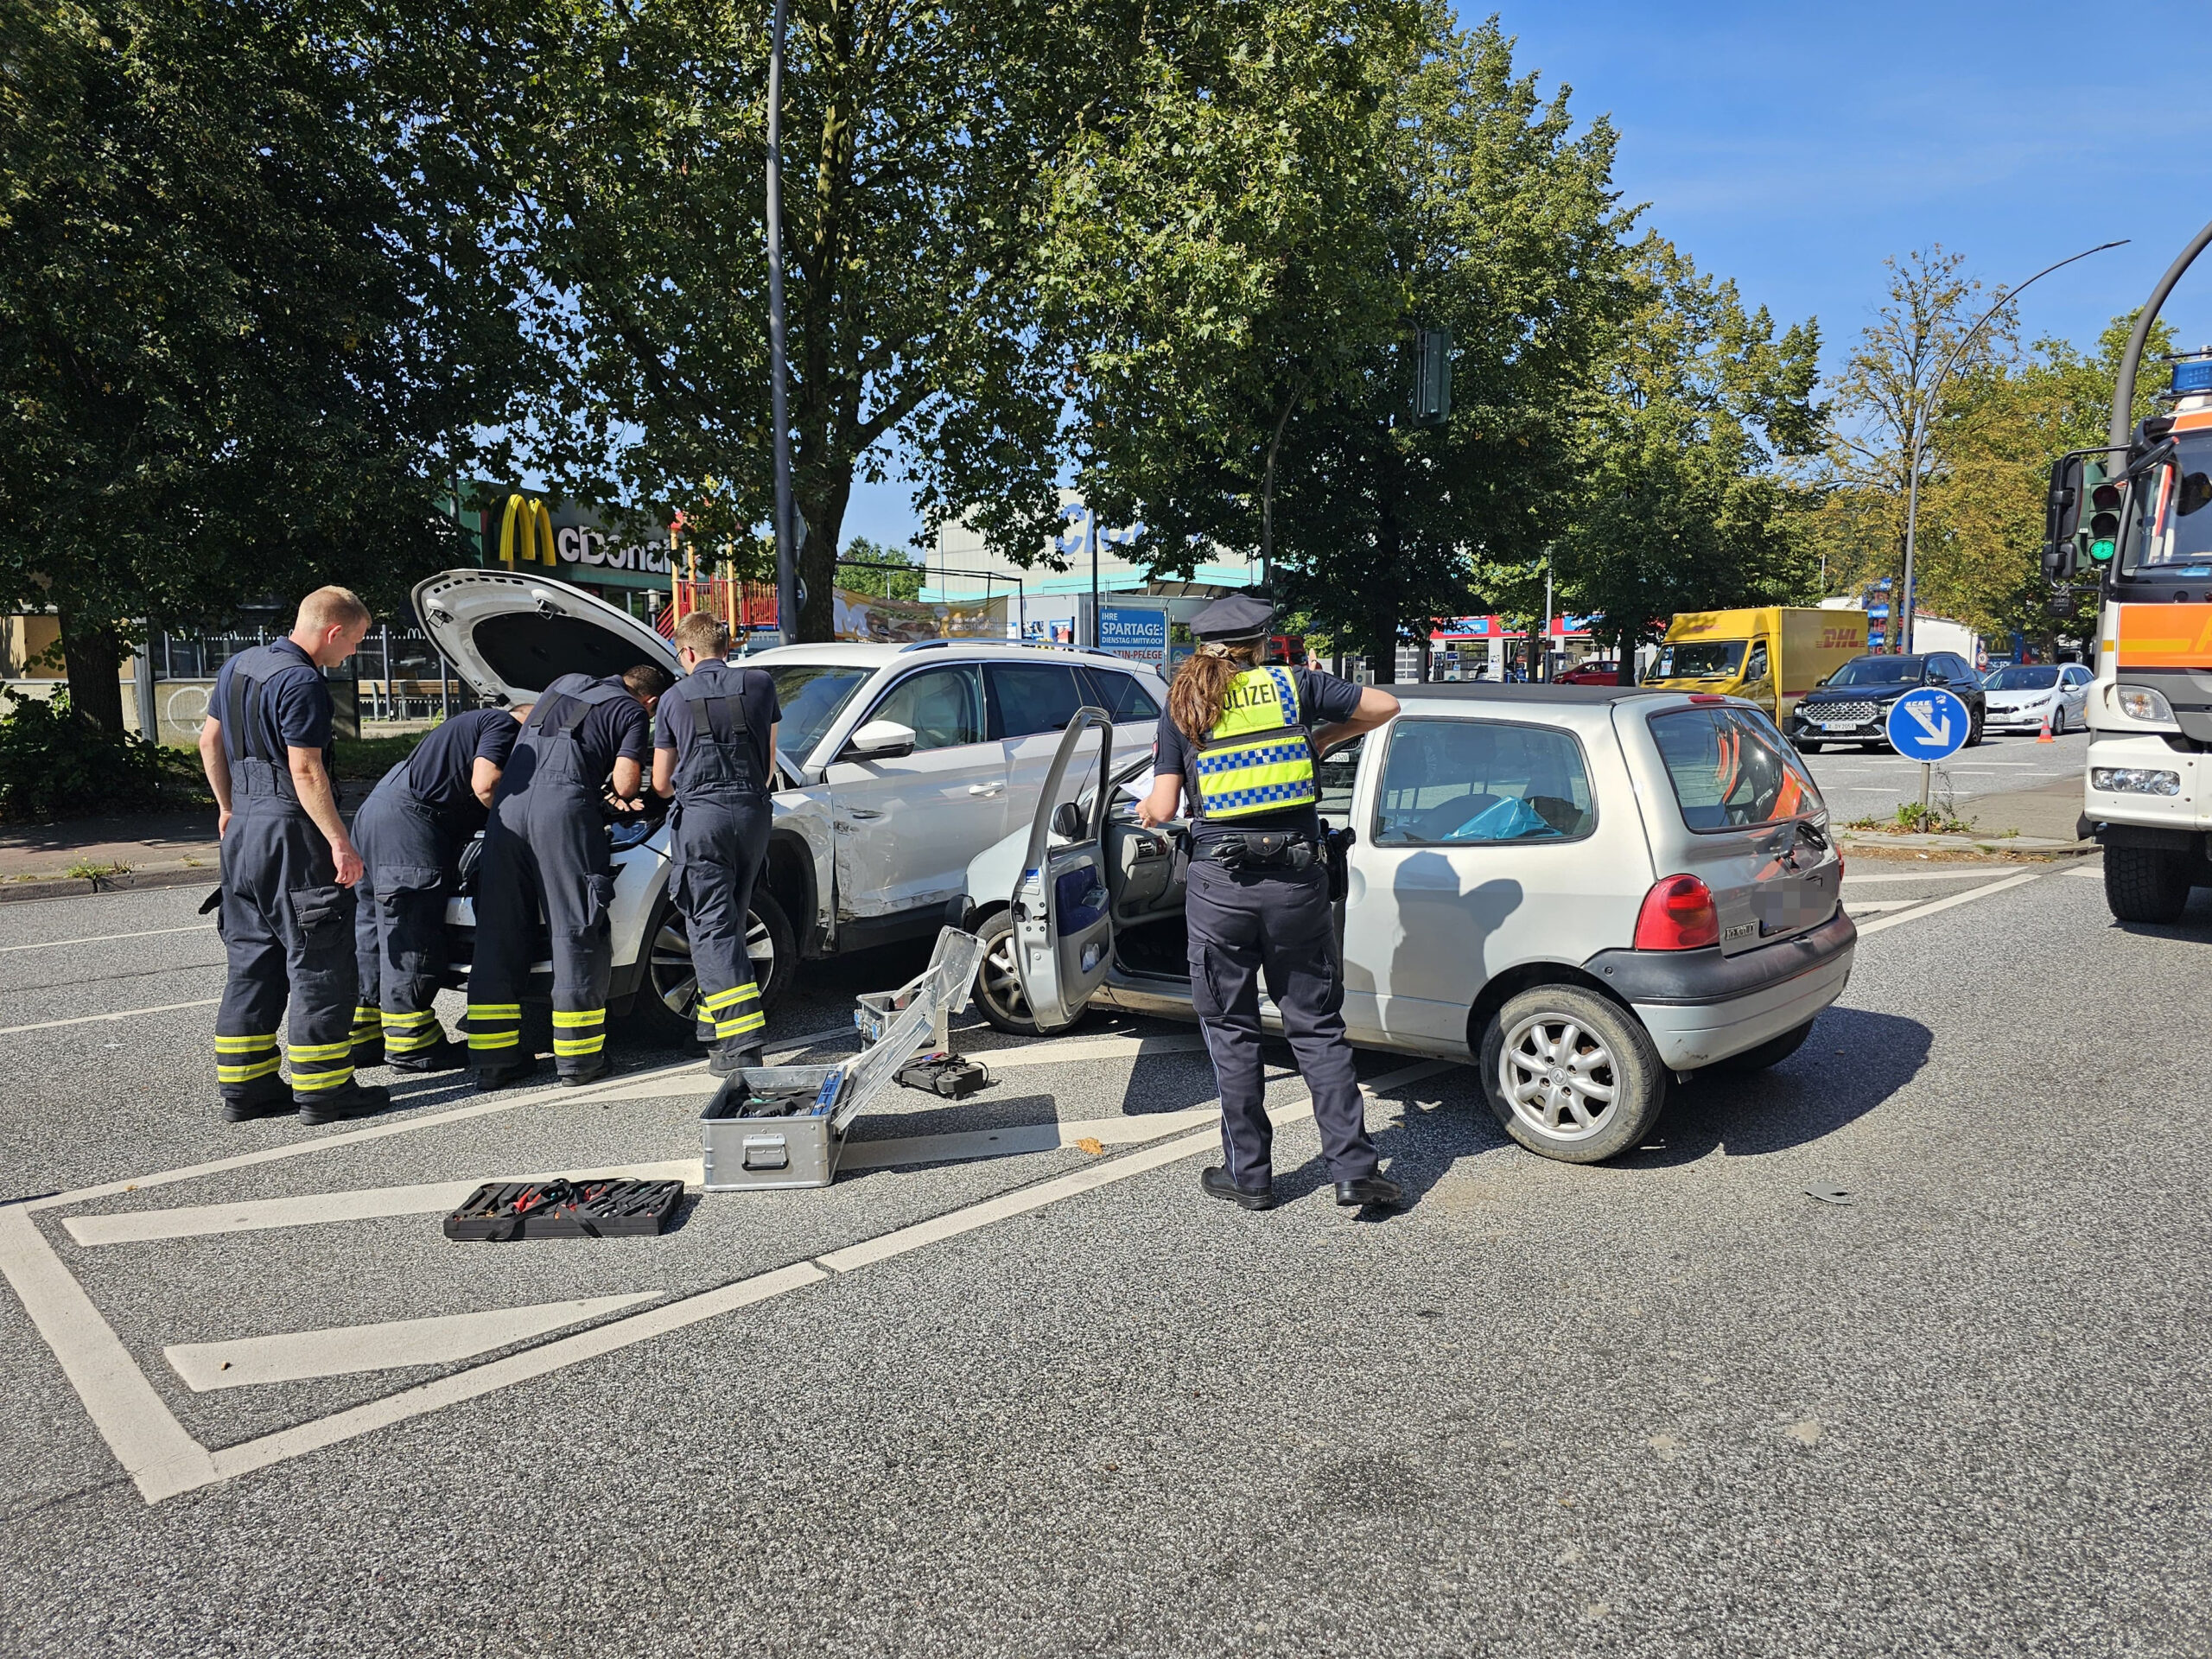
[
  {"xmin": 1192, "ymin": 666, "xmax": 1315, "ymax": 821},
  {"xmin": 551, "ymin": 1007, "xmax": 605, "ymax": 1058},
  {"xmin": 381, "ymin": 1007, "xmax": 443, "ymax": 1054},
  {"xmin": 702, "ymin": 982, "xmax": 764, "ymax": 1039},
  {"xmin": 348, "ymin": 1004, "xmax": 382, "ymax": 1050},
  {"xmin": 287, "ymin": 1037, "xmax": 356, "ymax": 1092},
  {"xmin": 214, "ymin": 1032, "xmax": 281, "ymax": 1084},
  {"xmin": 467, "ymin": 1001, "xmax": 523, "ymax": 1051}
]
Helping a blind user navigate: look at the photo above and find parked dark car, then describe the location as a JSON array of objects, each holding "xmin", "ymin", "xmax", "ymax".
[{"xmin": 1784, "ymin": 652, "xmax": 1986, "ymax": 753}]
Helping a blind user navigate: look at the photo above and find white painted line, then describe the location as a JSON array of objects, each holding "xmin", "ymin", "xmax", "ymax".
[
  {"xmin": 1854, "ymin": 869, "xmax": 2044, "ymax": 937},
  {"xmin": 842, "ymin": 1105, "xmax": 1221, "ymax": 1172},
  {"xmin": 0, "ymin": 1205, "xmax": 218, "ymax": 1501},
  {"xmin": 165, "ymin": 1294, "xmax": 659, "ymax": 1391},
  {"xmin": 0, "ymin": 998, "xmax": 220, "ymax": 1037},
  {"xmin": 970, "ymin": 1031, "xmax": 1211, "ymax": 1070},
  {"xmin": 64, "ymin": 1160, "xmax": 704, "ymax": 1248},
  {"xmin": 1840, "ymin": 899, "xmax": 1921, "ymax": 914},
  {"xmin": 1841, "ymin": 868, "xmax": 2017, "ymax": 884},
  {"xmin": 0, "ymin": 924, "xmax": 214, "ymax": 954},
  {"xmin": 178, "ymin": 1262, "xmax": 829, "ymax": 1503}
]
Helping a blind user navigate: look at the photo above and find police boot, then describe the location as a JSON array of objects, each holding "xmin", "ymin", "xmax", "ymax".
[
  {"xmin": 707, "ymin": 1040, "xmax": 764, "ymax": 1079},
  {"xmin": 1335, "ymin": 1173, "xmax": 1404, "ymax": 1209},
  {"xmin": 389, "ymin": 1037, "xmax": 471, "ymax": 1074},
  {"xmin": 298, "ymin": 1079, "xmax": 391, "ymax": 1128},
  {"xmin": 222, "ymin": 1077, "xmax": 297, "ymax": 1123},
  {"xmin": 1200, "ymin": 1166, "xmax": 1275, "ymax": 1211}
]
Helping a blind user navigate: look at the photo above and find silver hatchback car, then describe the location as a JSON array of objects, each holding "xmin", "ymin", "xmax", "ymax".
[{"xmin": 961, "ymin": 684, "xmax": 1857, "ymax": 1164}]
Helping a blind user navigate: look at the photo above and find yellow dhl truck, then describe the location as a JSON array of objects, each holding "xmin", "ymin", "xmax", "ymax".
[
  {"xmin": 1645, "ymin": 607, "xmax": 1867, "ymax": 721},
  {"xmin": 2044, "ymin": 219, "xmax": 2212, "ymax": 925}
]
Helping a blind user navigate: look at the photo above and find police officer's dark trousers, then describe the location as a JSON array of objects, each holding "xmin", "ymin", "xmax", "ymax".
[
  {"xmin": 351, "ymin": 774, "xmax": 460, "ymax": 1063},
  {"xmin": 215, "ymin": 766, "xmax": 360, "ymax": 1108},
  {"xmin": 1185, "ymin": 856, "xmax": 1377, "ymax": 1191},
  {"xmin": 671, "ymin": 791, "xmax": 770, "ymax": 1060},
  {"xmin": 468, "ymin": 711, "xmax": 615, "ymax": 1081}
]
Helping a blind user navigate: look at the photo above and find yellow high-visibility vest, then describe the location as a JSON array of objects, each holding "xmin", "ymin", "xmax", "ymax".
[{"xmin": 1192, "ymin": 665, "xmax": 1315, "ymax": 820}]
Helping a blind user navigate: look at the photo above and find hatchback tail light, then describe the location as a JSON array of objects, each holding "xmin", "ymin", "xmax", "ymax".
[{"xmin": 1634, "ymin": 874, "xmax": 1719, "ymax": 950}]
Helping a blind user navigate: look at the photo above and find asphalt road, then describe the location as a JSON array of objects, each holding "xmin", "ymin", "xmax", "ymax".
[
  {"xmin": 1799, "ymin": 728, "xmax": 2090, "ymax": 821},
  {"xmin": 3, "ymin": 858, "xmax": 2209, "ymax": 1657}
]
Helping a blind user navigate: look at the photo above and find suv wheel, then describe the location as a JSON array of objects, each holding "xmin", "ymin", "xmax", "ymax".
[
  {"xmin": 969, "ymin": 906, "xmax": 1082, "ymax": 1037},
  {"xmin": 1478, "ymin": 986, "xmax": 1664, "ymax": 1163},
  {"xmin": 625, "ymin": 887, "xmax": 797, "ymax": 1045}
]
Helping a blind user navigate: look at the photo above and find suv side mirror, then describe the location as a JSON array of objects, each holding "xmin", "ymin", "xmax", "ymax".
[{"xmin": 844, "ymin": 719, "xmax": 916, "ymax": 760}]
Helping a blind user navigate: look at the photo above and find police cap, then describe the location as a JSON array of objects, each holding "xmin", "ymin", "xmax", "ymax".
[{"xmin": 1188, "ymin": 594, "xmax": 1276, "ymax": 642}]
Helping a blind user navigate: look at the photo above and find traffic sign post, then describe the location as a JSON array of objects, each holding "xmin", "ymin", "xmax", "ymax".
[{"xmin": 1885, "ymin": 687, "xmax": 1971, "ymax": 813}]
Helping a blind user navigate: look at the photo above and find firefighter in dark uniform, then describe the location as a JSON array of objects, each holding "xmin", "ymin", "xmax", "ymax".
[
  {"xmin": 467, "ymin": 664, "xmax": 670, "ymax": 1089},
  {"xmin": 1136, "ymin": 595, "xmax": 1403, "ymax": 1210},
  {"xmin": 197, "ymin": 587, "xmax": 388, "ymax": 1125},
  {"xmin": 349, "ymin": 705, "xmax": 526, "ymax": 1072},
  {"xmin": 652, "ymin": 612, "xmax": 782, "ymax": 1076}
]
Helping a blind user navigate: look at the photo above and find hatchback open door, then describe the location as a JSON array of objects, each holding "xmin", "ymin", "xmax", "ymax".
[{"xmin": 1011, "ymin": 709, "xmax": 1116, "ymax": 1032}]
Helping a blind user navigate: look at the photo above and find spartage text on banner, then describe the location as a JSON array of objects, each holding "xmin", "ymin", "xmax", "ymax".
[{"xmin": 1096, "ymin": 605, "xmax": 1169, "ymax": 665}]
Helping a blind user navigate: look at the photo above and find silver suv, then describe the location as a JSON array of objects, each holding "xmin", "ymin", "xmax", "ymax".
[{"xmin": 415, "ymin": 569, "xmax": 1165, "ymax": 1041}]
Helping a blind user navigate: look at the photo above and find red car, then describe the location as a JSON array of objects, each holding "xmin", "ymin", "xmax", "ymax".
[{"xmin": 1555, "ymin": 659, "xmax": 1624, "ymax": 685}]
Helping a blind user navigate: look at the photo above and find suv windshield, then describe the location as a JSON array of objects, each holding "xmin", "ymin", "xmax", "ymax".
[
  {"xmin": 1822, "ymin": 656, "xmax": 1921, "ymax": 687},
  {"xmin": 1650, "ymin": 706, "xmax": 1822, "ymax": 833},
  {"xmin": 2122, "ymin": 428, "xmax": 2212, "ymax": 575},
  {"xmin": 1987, "ymin": 665, "xmax": 2059, "ymax": 691},
  {"xmin": 770, "ymin": 664, "xmax": 871, "ymax": 761},
  {"xmin": 1656, "ymin": 640, "xmax": 1745, "ymax": 679}
]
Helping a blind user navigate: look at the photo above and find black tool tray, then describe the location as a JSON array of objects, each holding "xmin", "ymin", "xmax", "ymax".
[{"xmin": 442, "ymin": 1178, "xmax": 685, "ymax": 1241}]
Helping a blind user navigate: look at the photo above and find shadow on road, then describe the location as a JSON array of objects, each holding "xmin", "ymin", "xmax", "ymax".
[{"xmin": 1627, "ymin": 1004, "xmax": 1932, "ymax": 1167}]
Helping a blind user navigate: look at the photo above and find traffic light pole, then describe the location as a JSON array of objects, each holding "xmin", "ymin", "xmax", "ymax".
[
  {"xmin": 1898, "ymin": 240, "xmax": 2124, "ymax": 654},
  {"xmin": 766, "ymin": 0, "xmax": 799, "ymax": 643}
]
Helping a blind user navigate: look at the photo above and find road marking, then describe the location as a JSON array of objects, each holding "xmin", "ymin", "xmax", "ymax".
[
  {"xmin": 0, "ymin": 998, "xmax": 221, "ymax": 1037},
  {"xmin": 968, "ymin": 1031, "xmax": 1211, "ymax": 1069},
  {"xmin": 1854, "ymin": 869, "xmax": 2044, "ymax": 937},
  {"xmin": 0, "ymin": 925, "xmax": 214, "ymax": 954},
  {"xmin": 164, "ymin": 1294, "xmax": 659, "ymax": 1391},
  {"xmin": 841, "ymin": 1105, "xmax": 1222, "ymax": 1170},
  {"xmin": 1841, "ymin": 868, "xmax": 2014, "ymax": 884},
  {"xmin": 0, "ymin": 1205, "xmax": 218, "ymax": 1502},
  {"xmin": 24, "ymin": 1058, "xmax": 1453, "ymax": 1504}
]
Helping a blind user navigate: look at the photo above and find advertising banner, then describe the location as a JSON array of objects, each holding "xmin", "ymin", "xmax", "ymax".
[
  {"xmin": 1096, "ymin": 604, "xmax": 1170, "ymax": 666},
  {"xmin": 832, "ymin": 589, "xmax": 1008, "ymax": 644}
]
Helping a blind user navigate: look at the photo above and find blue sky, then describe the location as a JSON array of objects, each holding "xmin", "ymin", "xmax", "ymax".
[{"xmin": 842, "ymin": 0, "xmax": 2212, "ymax": 550}]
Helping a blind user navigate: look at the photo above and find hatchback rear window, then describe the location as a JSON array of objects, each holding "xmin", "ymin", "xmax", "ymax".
[
  {"xmin": 1374, "ymin": 720, "xmax": 1595, "ymax": 844},
  {"xmin": 1649, "ymin": 706, "xmax": 1822, "ymax": 832}
]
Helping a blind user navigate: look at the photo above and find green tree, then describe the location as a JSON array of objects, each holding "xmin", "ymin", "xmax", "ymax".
[
  {"xmin": 835, "ymin": 535, "xmax": 922, "ymax": 602},
  {"xmin": 0, "ymin": 1, "xmax": 520, "ymax": 730},
  {"xmin": 1554, "ymin": 237, "xmax": 1824, "ymax": 676}
]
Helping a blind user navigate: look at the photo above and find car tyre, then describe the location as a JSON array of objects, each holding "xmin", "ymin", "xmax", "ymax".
[
  {"xmin": 1966, "ymin": 711, "xmax": 1985, "ymax": 747},
  {"xmin": 1707, "ymin": 1018, "xmax": 1815, "ymax": 1074},
  {"xmin": 969, "ymin": 906, "xmax": 1081, "ymax": 1037},
  {"xmin": 624, "ymin": 885, "xmax": 797, "ymax": 1046},
  {"xmin": 2050, "ymin": 707, "xmax": 2065, "ymax": 736},
  {"xmin": 1796, "ymin": 739, "xmax": 1823, "ymax": 754},
  {"xmin": 1478, "ymin": 985, "xmax": 1665, "ymax": 1164},
  {"xmin": 2105, "ymin": 847, "xmax": 2192, "ymax": 925}
]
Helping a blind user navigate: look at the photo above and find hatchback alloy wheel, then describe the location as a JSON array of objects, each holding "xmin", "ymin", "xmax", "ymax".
[{"xmin": 1499, "ymin": 1012, "xmax": 1619, "ymax": 1141}]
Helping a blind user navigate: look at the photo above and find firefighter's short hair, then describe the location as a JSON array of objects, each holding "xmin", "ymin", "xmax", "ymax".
[
  {"xmin": 623, "ymin": 662, "xmax": 675, "ymax": 701},
  {"xmin": 672, "ymin": 611, "xmax": 732, "ymax": 658},
  {"xmin": 296, "ymin": 586, "xmax": 371, "ymax": 635}
]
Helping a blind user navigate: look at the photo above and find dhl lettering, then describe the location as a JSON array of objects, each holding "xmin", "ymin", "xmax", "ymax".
[{"xmin": 1820, "ymin": 627, "xmax": 1862, "ymax": 650}]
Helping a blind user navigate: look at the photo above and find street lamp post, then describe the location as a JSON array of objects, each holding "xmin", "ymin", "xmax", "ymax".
[
  {"xmin": 766, "ymin": 0, "xmax": 799, "ymax": 643},
  {"xmin": 1897, "ymin": 239, "xmax": 2126, "ymax": 654}
]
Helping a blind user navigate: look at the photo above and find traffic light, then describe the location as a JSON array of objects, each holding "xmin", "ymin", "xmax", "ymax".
[{"xmin": 2084, "ymin": 463, "xmax": 2120, "ymax": 566}]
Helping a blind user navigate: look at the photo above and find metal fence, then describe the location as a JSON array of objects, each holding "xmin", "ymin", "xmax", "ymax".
[{"xmin": 146, "ymin": 626, "xmax": 474, "ymax": 739}]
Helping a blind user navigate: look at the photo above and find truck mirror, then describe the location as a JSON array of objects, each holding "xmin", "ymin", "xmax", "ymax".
[{"xmin": 2042, "ymin": 539, "xmax": 2076, "ymax": 580}]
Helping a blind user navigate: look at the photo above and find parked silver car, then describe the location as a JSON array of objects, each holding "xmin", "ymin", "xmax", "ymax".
[
  {"xmin": 960, "ymin": 684, "xmax": 1856, "ymax": 1163},
  {"xmin": 1981, "ymin": 662, "xmax": 2092, "ymax": 734},
  {"xmin": 414, "ymin": 569, "xmax": 1164, "ymax": 1041}
]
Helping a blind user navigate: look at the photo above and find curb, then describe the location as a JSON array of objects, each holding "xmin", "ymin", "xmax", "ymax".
[
  {"xmin": 0, "ymin": 866, "xmax": 218, "ymax": 906},
  {"xmin": 1837, "ymin": 831, "xmax": 2097, "ymax": 863}
]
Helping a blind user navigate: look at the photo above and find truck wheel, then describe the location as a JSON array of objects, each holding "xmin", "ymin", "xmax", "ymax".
[
  {"xmin": 2105, "ymin": 847, "xmax": 2192, "ymax": 925},
  {"xmin": 1708, "ymin": 1019, "xmax": 1814, "ymax": 1074},
  {"xmin": 969, "ymin": 906, "xmax": 1083, "ymax": 1037},
  {"xmin": 1478, "ymin": 986, "xmax": 1664, "ymax": 1164},
  {"xmin": 625, "ymin": 887, "xmax": 797, "ymax": 1046}
]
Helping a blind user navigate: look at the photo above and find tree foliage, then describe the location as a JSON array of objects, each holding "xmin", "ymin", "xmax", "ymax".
[{"xmin": 0, "ymin": 0, "xmax": 522, "ymax": 728}]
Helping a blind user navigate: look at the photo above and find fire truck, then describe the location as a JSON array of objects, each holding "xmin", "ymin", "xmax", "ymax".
[{"xmin": 2045, "ymin": 221, "xmax": 2212, "ymax": 922}]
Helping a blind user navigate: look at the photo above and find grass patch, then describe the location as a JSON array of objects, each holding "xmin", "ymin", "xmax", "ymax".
[
  {"xmin": 65, "ymin": 859, "xmax": 130, "ymax": 882},
  {"xmin": 1846, "ymin": 802, "xmax": 1976, "ymax": 836},
  {"xmin": 334, "ymin": 731, "xmax": 431, "ymax": 780}
]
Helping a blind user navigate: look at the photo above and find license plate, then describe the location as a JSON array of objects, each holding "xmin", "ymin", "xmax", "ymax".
[
  {"xmin": 1818, "ymin": 721, "xmax": 1858, "ymax": 731},
  {"xmin": 1722, "ymin": 920, "xmax": 1758, "ymax": 944}
]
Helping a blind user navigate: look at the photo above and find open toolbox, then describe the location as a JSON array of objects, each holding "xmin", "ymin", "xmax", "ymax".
[
  {"xmin": 442, "ymin": 1178, "xmax": 685, "ymax": 1241},
  {"xmin": 705, "ymin": 927, "xmax": 985, "ymax": 1192}
]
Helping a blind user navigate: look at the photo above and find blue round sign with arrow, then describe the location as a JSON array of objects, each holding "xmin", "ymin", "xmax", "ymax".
[{"xmin": 1885, "ymin": 687, "xmax": 1971, "ymax": 762}]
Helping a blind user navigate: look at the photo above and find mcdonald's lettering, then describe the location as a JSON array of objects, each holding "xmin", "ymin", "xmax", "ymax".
[{"xmin": 499, "ymin": 495, "xmax": 556, "ymax": 567}]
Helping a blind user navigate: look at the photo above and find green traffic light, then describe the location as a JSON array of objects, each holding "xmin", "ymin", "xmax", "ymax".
[{"xmin": 2090, "ymin": 538, "xmax": 2116, "ymax": 563}]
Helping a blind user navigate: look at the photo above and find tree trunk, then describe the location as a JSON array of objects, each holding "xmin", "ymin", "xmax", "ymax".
[
  {"xmin": 59, "ymin": 604, "xmax": 126, "ymax": 734},
  {"xmin": 794, "ymin": 469, "xmax": 853, "ymax": 644}
]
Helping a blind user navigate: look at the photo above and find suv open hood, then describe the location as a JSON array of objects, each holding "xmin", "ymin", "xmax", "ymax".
[{"xmin": 413, "ymin": 569, "xmax": 678, "ymax": 706}]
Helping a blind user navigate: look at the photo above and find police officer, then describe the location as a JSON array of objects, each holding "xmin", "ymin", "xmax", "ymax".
[
  {"xmin": 348, "ymin": 704, "xmax": 527, "ymax": 1072},
  {"xmin": 1135, "ymin": 594, "xmax": 1402, "ymax": 1210},
  {"xmin": 467, "ymin": 664, "xmax": 671, "ymax": 1089},
  {"xmin": 652, "ymin": 613, "xmax": 781, "ymax": 1076},
  {"xmin": 198, "ymin": 587, "xmax": 389, "ymax": 1126}
]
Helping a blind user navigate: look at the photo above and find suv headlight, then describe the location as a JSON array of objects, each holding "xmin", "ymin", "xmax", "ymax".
[
  {"xmin": 2112, "ymin": 683, "xmax": 2176, "ymax": 723},
  {"xmin": 2091, "ymin": 766, "xmax": 2182, "ymax": 796}
]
